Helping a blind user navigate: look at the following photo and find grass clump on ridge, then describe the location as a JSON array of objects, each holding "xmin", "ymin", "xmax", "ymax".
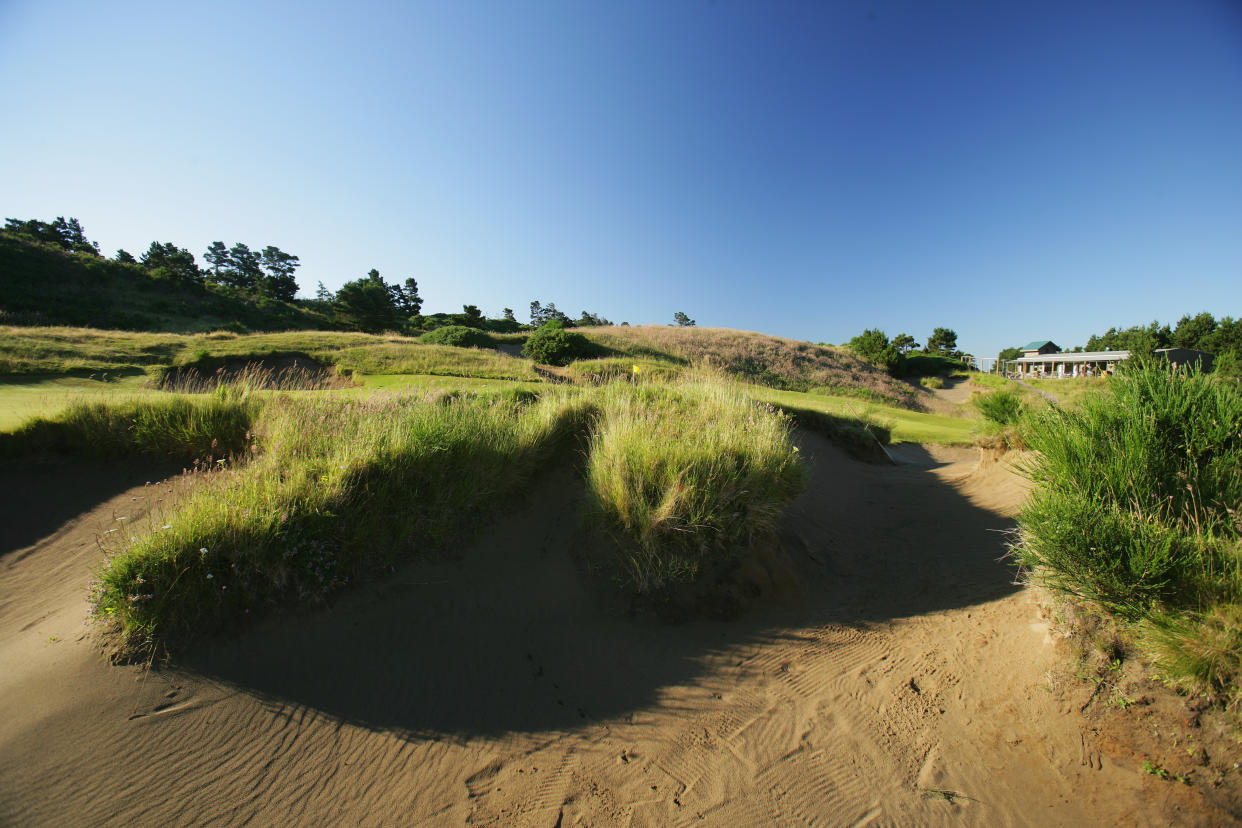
[
  {"xmin": 0, "ymin": 388, "xmax": 258, "ymax": 461},
  {"xmin": 1015, "ymin": 363, "xmax": 1242, "ymax": 702},
  {"xmin": 417, "ymin": 325, "xmax": 496, "ymax": 348},
  {"xmin": 584, "ymin": 379, "xmax": 806, "ymax": 594},
  {"xmin": 86, "ymin": 375, "xmax": 813, "ymax": 654},
  {"xmin": 972, "ymin": 388, "xmax": 1024, "ymax": 426},
  {"xmin": 92, "ymin": 387, "xmax": 592, "ymax": 654}
]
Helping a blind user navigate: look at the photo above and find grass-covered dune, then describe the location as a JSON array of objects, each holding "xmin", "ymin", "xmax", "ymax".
[
  {"xmin": 0, "ymin": 323, "xmax": 925, "ymax": 407},
  {"xmin": 7, "ymin": 377, "xmax": 806, "ymax": 656},
  {"xmin": 1016, "ymin": 364, "xmax": 1242, "ymax": 702},
  {"xmin": 580, "ymin": 325, "xmax": 921, "ymax": 408}
]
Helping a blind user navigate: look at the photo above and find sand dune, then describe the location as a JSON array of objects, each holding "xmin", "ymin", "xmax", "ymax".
[{"xmin": 0, "ymin": 438, "xmax": 1228, "ymax": 825}]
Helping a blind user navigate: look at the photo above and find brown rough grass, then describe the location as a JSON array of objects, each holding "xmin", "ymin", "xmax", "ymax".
[{"xmin": 581, "ymin": 326, "xmax": 922, "ymax": 409}]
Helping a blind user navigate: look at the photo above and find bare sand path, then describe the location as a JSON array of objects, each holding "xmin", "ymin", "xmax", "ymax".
[{"xmin": 0, "ymin": 441, "xmax": 1227, "ymax": 826}]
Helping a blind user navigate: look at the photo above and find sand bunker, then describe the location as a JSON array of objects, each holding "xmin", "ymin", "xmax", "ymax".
[{"xmin": 0, "ymin": 438, "xmax": 1232, "ymax": 825}]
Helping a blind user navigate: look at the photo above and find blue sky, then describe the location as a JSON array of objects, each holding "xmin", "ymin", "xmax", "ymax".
[{"xmin": 2, "ymin": 0, "xmax": 1239, "ymax": 357}]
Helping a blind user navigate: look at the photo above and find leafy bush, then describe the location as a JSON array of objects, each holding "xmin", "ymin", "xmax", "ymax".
[
  {"xmin": 973, "ymin": 389, "xmax": 1023, "ymax": 425},
  {"xmin": 1016, "ymin": 364, "xmax": 1242, "ymax": 697},
  {"xmin": 522, "ymin": 321, "xmax": 594, "ymax": 366},
  {"xmin": 418, "ymin": 325, "xmax": 495, "ymax": 348},
  {"xmin": 904, "ymin": 353, "xmax": 961, "ymax": 377},
  {"xmin": 848, "ymin": 328, "xmax": 904, "ymax": 376}
]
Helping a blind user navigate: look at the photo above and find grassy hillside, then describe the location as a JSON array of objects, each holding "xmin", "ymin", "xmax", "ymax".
[
  {"xmin": 0, "ymin": 325, "xmax": 979, "ymax": 445},
  {"xmin": 0, "ymin": 235, "xmax": 332, "ymax": 332},
  {"xmin": 579, "ymin": 325, "xmax": 922, "ymax": 409},
  {"xmin": 3, "ymin": 378, "xmax": 806, "ymax": 654}
]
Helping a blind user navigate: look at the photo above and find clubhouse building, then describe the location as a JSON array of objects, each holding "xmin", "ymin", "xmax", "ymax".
[{"xmin": 1005, "ymin": 341, "xmax": 1213, "ymax": 379}]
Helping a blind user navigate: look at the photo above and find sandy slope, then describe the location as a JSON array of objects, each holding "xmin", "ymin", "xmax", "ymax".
[{"xmin": 0, "ymin": 441, "xmax": 1229, "ymax": 826}]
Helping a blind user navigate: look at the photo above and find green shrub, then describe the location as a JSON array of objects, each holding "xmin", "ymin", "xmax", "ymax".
[
  {"xmin": 903, "ymin": 353, "xmax": 961, "ymax": 378},
  {"xmin": 1016, "ymin": 364, "xmax": 1242, "ymax": 695},
  {"xmin": 920, "ymin": 376, "xmax": 944, "ymax": 389},
  {"xmin": 973, "ymin": 389, "xmax": 1023, "ymax": 425},
  {"xmin": 522, "ymin": 321, "xmax": 594, "ymax": 366},
  {"xmin": 848, "ymin": 329, "xmax": 904, "ymax": 376},
  {"xmin": 418, "ymin": 325, "xmax": 495, "ymax": 348}
]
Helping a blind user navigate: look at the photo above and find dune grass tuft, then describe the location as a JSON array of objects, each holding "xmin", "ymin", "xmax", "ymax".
[
  {"xmin": 93, "ymin": 387, "xmax": 592, "ymax": 654},
  {"xmin": 583, "ymin": 379, "xmax": 806, "ymax": 593},
  {"xmin": 84, "ymin": 374, "xmax": 814, "ymax": 654},
  {"xmin": 1, "ymin": 388, "xmax": 259, "ymax": 461}
]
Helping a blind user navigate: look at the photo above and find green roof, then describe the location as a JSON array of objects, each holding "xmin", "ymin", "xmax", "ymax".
[{"xmin": 1021, "ymin": 340, "xmax": 1056, "ymax": 351}]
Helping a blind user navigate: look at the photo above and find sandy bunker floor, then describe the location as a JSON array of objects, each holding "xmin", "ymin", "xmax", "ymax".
[{"xmin": 0, "ymin": 437, "xmax": 1232, "ymax": 826}]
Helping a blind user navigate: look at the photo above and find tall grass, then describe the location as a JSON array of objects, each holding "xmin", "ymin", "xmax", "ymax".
[
  {"xmin": 93, "ymin": 388, "xmax": 592, "ymax": 653},
  {"xmin": 580, "ymin": 325, "xmax": 922, "ymax": 409},
  {"xmin": 0, "ymin": 388, "xmax": 258, "ymax": 461},
  {"xmin": 87, "ymin": 375, "xmax": 811, "ymax": 654},
  {"xmin": 156, "ymin": 361, "xmax": 351, "ymax": 393},
  {"xmin": 332, "ymin": 343, "xmax": 538, "ymax": 381},
  {"xmin": 0, "ymin": 325, "xmax": 538, "ymax": 381},
  {"xmin": 584, "ymin": 379, "xmax": 806, "ymax": 593},
  {"xmin": 1016, "ymin": 364, "xmax": 1242, "ymax": 699},
  {"xmin": 972, "ymin": 388, "xmax": 1024, "ymax": 425}
]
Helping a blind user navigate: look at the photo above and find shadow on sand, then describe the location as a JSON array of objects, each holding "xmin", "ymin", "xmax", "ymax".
[
  {"xmin": 175, "ymin": 431, "xmax": 1021, "ymax": 739},
  {"xmin": 0, "ymin": 458, "xmax": 182, "ymax": 558}
]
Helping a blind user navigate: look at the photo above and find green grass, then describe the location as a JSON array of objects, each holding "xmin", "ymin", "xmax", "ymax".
[
  {"xmin": 580, "ymin": 325, "xmax": 922, "ymax": 409},
  {"xmin": 564, "ymin": 357, "xmax": 682, "ymax": 385},
  {"xmin": 1, "ymin": 389, "xmax": 259, "ymax": 461},
  {"xmin": 972, "ymin": 388, "xmax": 1024, "ymax": 425},
  {"xmin": 49, "ymin": 375, "xmax": 810, "ymax": 655},
  {"xmin": 903, "ymin": 353, "xmax": 964, "ymax": 377},
  {"xmin": 90, "ymin": 387, "xmax": 591, "ymax": 653},
  {"xmin": 584, "ymin": 380, "xmax": 805, "ymax": 593},
  {"xmin": 1025, "ymin": 376, "xmax": 1113, "ymax": 407},
  {"xmin": 0, "ymin": 374, "xmax": 155, "ymax": 430},
  {"xmin": 968, "ymin": 372, "xmax": 1009, "ymax": 389},
  {"xmin": 355, "ymin": 373, "xmax": 540, "ymax": 393},
  {"xmin": 1016, "ymin": 364, "xmax": 1242, "ymax": 701},
  {"xmin": 0, "ymin": 326, "xmax": 539, "ymax": 382},
  {"xmin": 750, "ymin": 386, "xmax": 977, "ymax": 445}
]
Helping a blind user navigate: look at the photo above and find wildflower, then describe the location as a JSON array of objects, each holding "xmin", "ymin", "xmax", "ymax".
[
  {"xmin": 161, "ymin": 525, "xmax": 172, "ymax": 530},
  {"xmin": 207, "ymin": 573, "xmax": 214, "ymax": 579},
  {"xmin": 200, "ymin": 548, "xmax": 209, "ymax": 554}
]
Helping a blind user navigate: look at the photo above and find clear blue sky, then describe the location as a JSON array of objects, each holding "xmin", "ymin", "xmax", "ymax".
[{"xmin": 2, "ymin": 0, "xmax": 1240, "ymax": 356}]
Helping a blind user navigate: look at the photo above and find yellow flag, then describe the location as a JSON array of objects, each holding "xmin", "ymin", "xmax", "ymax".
[{"xmin": 632, "ymin": 364, "xmax": 641, "ymax": 375}]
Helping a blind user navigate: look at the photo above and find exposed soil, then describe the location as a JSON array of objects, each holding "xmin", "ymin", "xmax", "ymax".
[
  {"xmin": 904, "ymin": 375, "xmax": 977, "ymax": 417},
  {"xmin": 1, "ymin": 441, "xmax": 1239, "ymax": 826}
]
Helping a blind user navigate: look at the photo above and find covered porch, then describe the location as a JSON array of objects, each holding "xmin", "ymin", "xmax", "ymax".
[{"xmin": 1005, "ymin": 350, "xmax": 1130, "ymax": 379}]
